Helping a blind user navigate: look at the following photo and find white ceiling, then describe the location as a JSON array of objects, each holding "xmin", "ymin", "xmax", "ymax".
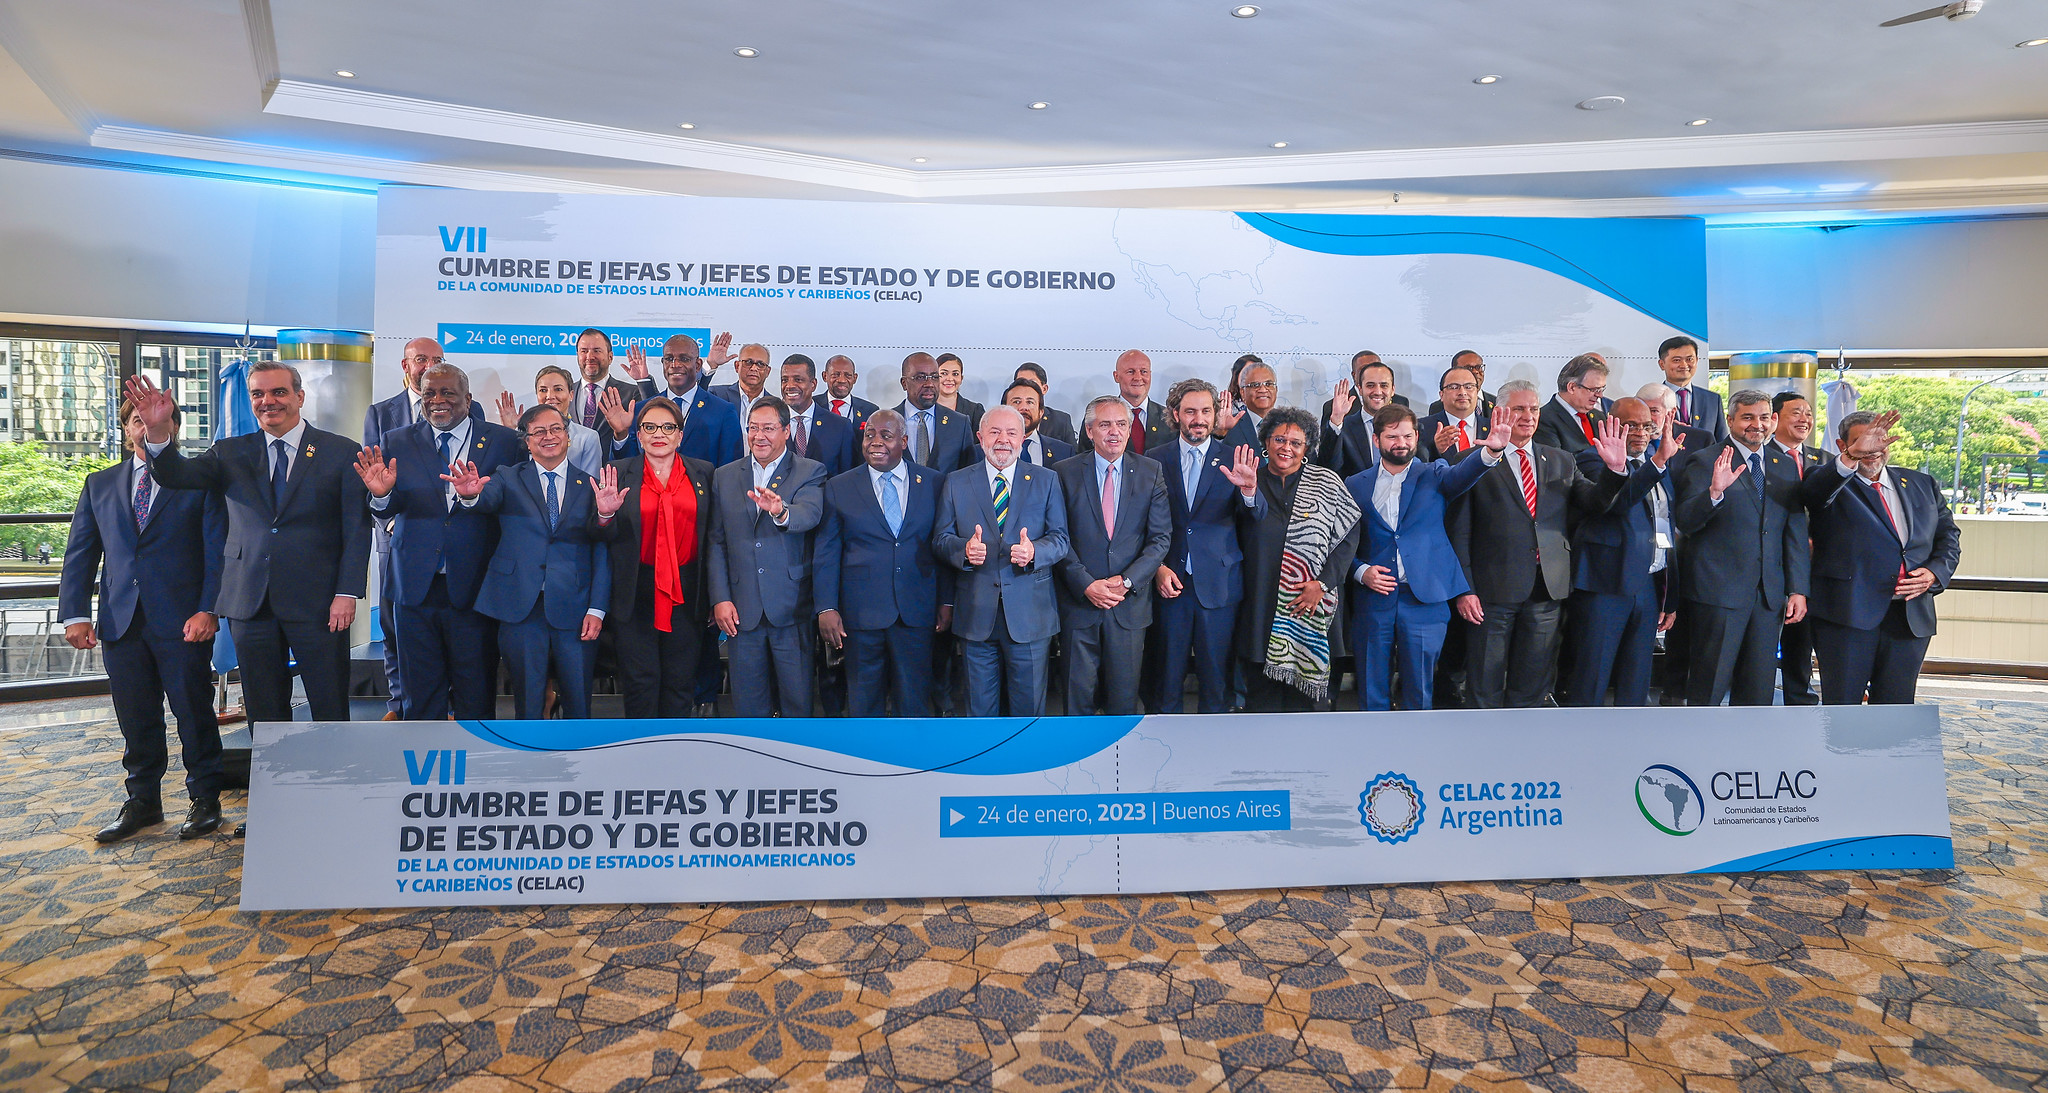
[{"xmin": 2, "ymin": 0, "xmax": 2048, "ymax": 217}]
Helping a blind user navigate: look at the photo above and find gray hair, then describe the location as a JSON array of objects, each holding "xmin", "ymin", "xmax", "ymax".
[
  {"xmin": 1729, "ymin": 388, "xmax": 1773, "ymax": 413},
  {"xmin": 980, "ymin": 404, "xmax": 1026, "ymax": 433},
  {"xmin": 1496, "ymin": 378, "xmax": 1540, "ymax": 402},
  {"xmin": 1083, "ymin": 394, "xmax": 1133, "ymax": 428},
  {"xmin": 420, "ymin": 361, "xmax": 470, "ymax": 394},
  {"xmin": 1258, "ymin": 406, "xmax": 1320, "ymax": 461},
  {"xmin": 1836, "ymin": 409, "xmax": 1880, "ymax": 444},
  {"xmin": 1636, "ymin": 383, "xmax": 1677, "ymax": 408},
  {"xmin": 1557, "ymin": 353, "xmax": 1608, "ymax": 393}
]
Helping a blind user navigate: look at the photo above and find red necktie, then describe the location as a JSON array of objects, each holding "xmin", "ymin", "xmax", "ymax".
[
  {"xmin": 1789, "ymin": 447, "xmax": 1803, "ymax": 478},
  {"xmin": 1129, "ymin": 407, "xmax": 1145, "ymax": 454},
  {"xmin": 1867, "ymin": 477, "xmax": 1908, "ymax": 580},
  {"xmin": 832, "ymin": 398, "xmax": 845, "ymax": 415},
  {"xmin": 1578, "ymin": 413, "xmax": 1595, "ymax": 444},
  {"xmin": 1517, "ymin": 450, "xmax": 1538, "ymax": 518},
  {"xmin": 1456, "ymin": 420, "xmax": 1470, "ymax": 451}
]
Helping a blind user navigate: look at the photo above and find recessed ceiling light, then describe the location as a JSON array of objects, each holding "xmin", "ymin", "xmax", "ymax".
[
  {"xmin": 1576, "ymin": 95, "xmax": 1627, "ymax": 111},
  {"xmin": 733, "ymin": 47, "xmax": 758, "ymax": 58},
  {"xmin": 1028, "ymin": 101, "xmax": 1050, "ymax": 110},
  {"xmin": 1270, "ymin": 141, "xmax": 1289, "ymax": 149},
  {"xmin": 2020, "ymin": 38, "xmax": 2048, "ymax": 47},
  {"xmin": 1473, "ymin": 74, "xmax": 1501, "ymax": 85},
  {"xmin": 913, "ymin": 157, "xmax": 928, "ymax": 163},
  {"xmin": 334, "ymin": 70, "xmax": 356, "ymax": 78},
  {"xmin": 678, "ymin": 123, "xmax": 695, "ymax": 130},
  {"xmin": 1686, "ymin": 118, "xmax": 1711, "ymax": 126},
  {"xmin": 1232, "ymin": 5, "xmax": 1260, "ymax": 16}
]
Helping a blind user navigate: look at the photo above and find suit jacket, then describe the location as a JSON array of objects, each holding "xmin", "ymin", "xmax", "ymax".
[
  {"xmin": 816, "ymin": 393, "xmax": 878, "ymax": 432},
  {"xmin": 61, "ymin": 461, "xmax": 225, "ymax": 642},
  {"xmin": 627, "ymin": 380, "xmax": 745, "ymax": 467},
  {"xmin": 146, "ymin": 426, "xmax": 370, "ymax": 620},
  {"xmin": 1416, "ymin": 409, "xmax": 1491, "ymax": 464},
  {"xmin": 1535, "ymin": 398, "xmax": 1607, "ymax": 455},
  {"xmin": 1017, "ymin": 432, "xmax": 1074, "ymax": 469},
  {"xmin": 468, "ymin": 460, "xmax": 612, "ymax": 630},
  {"xmin": 1077, "ymin": 399, "xmax": 1172, "ymax": 457},
  {"xmin": 1448, "ymin": 442, "xmax": 1629, "ymax": 604},
  {"xmin": 897, "ymin": 401, "xmax": 978, "ymax": 473},
  {"xmin": 1321, "ymin": 394, "xmax": 1408, "ymax": 421},
  {"xmin": 1315, "ymin": 411, "xmax": 1379, "ymax": 478},
  {"xmin": 814, "ymin": 463, "xmax": 951, "ymax": 630},
  {"xmin": 946, "ymin": 397, "xmax": 986, "ymax": 433},
  {"xmin": 374, "ymin": 419, "xmax": 525, "ymax": 609},
  {"xmin": 1344, "ymin": 453, "xmax": 1491, "ymax": 606},
  {"xmin": 573, "ymin": 376, "xmax": 644, "ymax": 450},
  {"xmin": 1052, "ymin": 452, "xmax": 1172, "ymax": 630},
  {"xmin": 934, "ymin": 461, "xmax": 1072, "ymax": 643},
  {"xmin": 363, "ymin": 390, "xmax": 484, "ymax": 553},
  {"xmin": 1570, "ymin": 449, "xmax": 1679, "ymax": 608},
  {"xmin": 598, "ymin": 454, "xmax": 717, "ymax": 627},
  {"xmin": 1801, "ymin": 459, "xmax": 1960, "ymax": 637},
  {"xmin": 1151, "ymin": 437, "xmax": 1267, "ymax": 610},
  {"xmin": 708, "ymin": 382, "xmax": 774, "ymax": 415},
  {"xmin": 1236, "ymin": 466, "xmax": 1361, "ymax": 662},
  {"xmin": 791, "ymin": 408, "xmax": 859, "ymax": 478},
  {"xmin": 1671, "ymin": 384, "xmax": 1727, "ymax": 443},
  {"xmin": 1775, "ymin": 440, "xmax": 1826, "ymax": 480},
  {"xmin": 707, "ymin": 452, "xmax": 827, "ymax": 630},
  {"xmin": 1041, "ymin": 406, "xmax": 1078, "ymax": 447},
  {"xmin": 1672, "ymin": 441, "xmax": 1810, "ymax": 612},
  {"xmin": 1222, "ymin": 413, "xmax": 1265, "ymax": 459}
]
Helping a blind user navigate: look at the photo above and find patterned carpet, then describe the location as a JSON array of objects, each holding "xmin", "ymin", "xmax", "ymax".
[{"xmin": 1, "ymin": 697, "xmax": 2043, "ymax": 1093}]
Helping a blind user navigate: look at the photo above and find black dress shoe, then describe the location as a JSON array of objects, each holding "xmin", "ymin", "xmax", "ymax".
[
  {"xmin": 95, "ymin": 800, "xmax": 164, "ymax": 843},
  {"xmin": 234, "ymin": 822, "xmax": 246, "ymax": 838},
  {"xmin": 178, "ymin": 797, "xmax": 223, "ymax": 840}
]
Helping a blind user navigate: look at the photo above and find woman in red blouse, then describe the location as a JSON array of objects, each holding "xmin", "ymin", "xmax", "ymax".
[{"xmin": 600, "ymin": 397, "xmax": 716, "ymax": 717}]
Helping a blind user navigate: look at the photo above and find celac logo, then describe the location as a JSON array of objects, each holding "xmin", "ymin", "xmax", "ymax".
[
  {"xmin": 1358, "ymin": 772, "xmax": 1424, "ymax": 844},
  {"xmin": 1637, "ymin": 764, "xmax": 1703, "ymax": 835}
]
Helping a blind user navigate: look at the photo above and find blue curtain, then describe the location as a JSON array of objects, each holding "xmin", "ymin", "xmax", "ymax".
[{"xmin": 211, "ymin": 355, "xmax": 257, "ymax": 673}]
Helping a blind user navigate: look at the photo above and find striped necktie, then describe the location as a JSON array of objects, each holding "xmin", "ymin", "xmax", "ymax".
[{"xmin": 992, "ymin": 470, "xmax": 1010, "ymax": 531}]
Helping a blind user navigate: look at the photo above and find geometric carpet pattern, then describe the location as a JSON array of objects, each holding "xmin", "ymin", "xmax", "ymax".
[{"xmin": 0, "ymin": 697, "xmax": 2043, "ymax": 1092}]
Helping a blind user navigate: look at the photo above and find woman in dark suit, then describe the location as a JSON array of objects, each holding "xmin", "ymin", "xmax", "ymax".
[
  {"xmin": 601, "ymin": 396, "xmax": 715, "ymax": 718},
  {"xmin": 935, "ymin": 352, "xmax": 986, "ymax": 432}
]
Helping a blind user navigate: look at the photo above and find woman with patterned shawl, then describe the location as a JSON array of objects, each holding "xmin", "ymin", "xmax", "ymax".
[{"xmin": 1235, "ymin": 406, "xmax": 1363, "ymax": 710}]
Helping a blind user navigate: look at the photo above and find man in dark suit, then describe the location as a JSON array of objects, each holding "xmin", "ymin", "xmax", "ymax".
[
  {"xmin": 1345, "ymin": 404, "xmax": 1505, "ymax": 711},
  {"xmin": 615, "ymin": 335, "xmax": 745, "ymax": 467},
  {"xmin": 568, "ymin": 328, "xmax": 643, "ymax": 449},
  {"xmin": 1771, "ymin": 391, "xmax": 1827, "ymax": 704},
  {"xmin": 710, "ymin": 398, "xmax": 829, "ymax": 717},
  {"xmin": 897, "ymin": 352, "xmax": 977, "ymax": 472},
  {"xmin": 1672, "ymin": 389, "xmax": 1811, "ymax": 706},
  {"xmin": 1319, "ymin": 351, "xmax": 1411, "ymax": 429},
  {"xmin": 1053, "ymin": 396, "xmax": 1172, "ymax": 715},
  {"xmin": 456, "ymin": 405, "xmax": 618, "ymax": 718},
  {"xmin": 1636, "ymin": 382, "xmax": 1715, "ymax": 703},
  {"xmin": 770, "ymin": 354, "xmax": 858, "ymax": 477},
  {"xmin": 1220, "ymin": 360, "xmax": 1280, "ymax": 457},
  {"xmin": 935, "ymin": 406, "xmax": 1072, "ymax": 717},
  {"xmin": 815, "ymin": 410, "xmax": 952, "ymax": 717},
  {"xmin": 128, "ymin": 366, "xmax": 370, "ymax": 729},
  {"xmin": 1534, "ymin": 354, "xmax": 1611, "ymax": 455},
  {"xmin": 355, "ymin": 364, "xmax": 524, "ymax": 720},
  {"xmin": 1429, "ymin": 350, "xmax": 1497, "ymax": 419},
  {"xmin": 62, "ymin": 396, "xmax": 228, "ymax": 842},
  {"xmin": 1148, "ymin": 379, "xmax": 1267, "ymax": 713},
  {"xmin": 1561, "ymin": 398, "xmax": 1686, "ymax": 707},
  {"xmin": 820, "ymin": 354, "xmax": 878, "ymax": 430},
  {"xmin": 1447, "ymin": 380, "xmax": 1631, "ymax": 708},
  {"xmin": 709, "ymin": 341, "xmax": 775, "ymax": 413},
  {"xmin": 1659, "ymin": 336, "xmax": 1726, "ymax": 444},
  {"xmin": 1417, "ymin": 364, "xmax": 1491, "ymax": 463},
  {"xmin": 1078, "ymin": 350, "xmax": 1172, "ymax": 457},
  {"xmin": 1801, "ymin": 410, "xmax": 1961, "ymax": 705},
  {"xmin": 1315, "ymin": 358, "xmax": 1404, "ymax": 477},
  {"xmin": 1014, "ymin": 363, "xmax": 1077, "ymax": 447},
  {"xmin": 364, "ymin": 336, "xmax": 483, "ymax": 718},
  {"xmin": 1005, "ymin": 379, "xmax": 1074, "ymax": 467}
]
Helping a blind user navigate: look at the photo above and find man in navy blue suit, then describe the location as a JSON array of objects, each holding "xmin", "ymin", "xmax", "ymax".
[
  {"xmin": 364, "ymin": 336, "xmax": 483, "ymax": 717},
  {"xmin": 935, "ymin": 406, "xmax": 1072, "ymax": 717},
  {"xmin": 816, "ymin": 410, "xmax": 953, "ymax": 716},
  {"xmin": 779, "ymin": 354, "xmax": 858, "ymax": 476},
  {"xmin": 453, "ymin": 404, "xmax": 621, "ymax": 719},
  {"xmin": 1800, "ymin": 410, "xmax": 1961, "ymax": 705},
  {"xmin": 818, "ymin": 354, "xmax": 878, "ymax": 430},
  {"xmin": 1055, "ymin": 397, "xmax": 1172, "ymax": 716},
  {"xmin": 63, "ymin": 397, "xmax": 228, "ymax": 842},
  {"xmin": 897, "ymin": 352, "xmax": 976, "ymax": 472},
  {"xmin": 1006, "ymin": 379, "xmax": 1074, "ymax": 467},
  {"xmin": 1147, "ymin": 379, "xmax": 1267, "ymax": 713},
  {"xmin": 355, "ymin": 363, "xmax": 524, "ymax": 720},
  {"xmin": 1344, "ymin": 404, "xmax": 1507, "ymax": 711},
  {"xmin": 1658, "ymin": 336, "xmax": 1726, "ymax": 444},
  {"xmin": 1561, "ymin": 398, "xmax": 1687, "ymax": 707},
  {"xmin": 608, "ymin": 337, "xmax": 745, "ymax": 467}
]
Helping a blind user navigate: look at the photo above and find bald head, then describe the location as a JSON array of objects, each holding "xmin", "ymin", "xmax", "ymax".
[
  {"xmin": 400, "ymin": 337, "xmax": 446, "ymax": 392},
  {"xmin": 660, "ymin": 334, "xmax": 701, "ymax": 394},
  {"xmin": 1114, "ymin": 349, "xmax": 1152, "ymax": 404},
  {"xmin": 1610, "ymin": 396, "xmax": 1653, "ymax": 456},
  {"xmin": 901, "ymin": 351, "xmax": 940, "ymax": 410}
]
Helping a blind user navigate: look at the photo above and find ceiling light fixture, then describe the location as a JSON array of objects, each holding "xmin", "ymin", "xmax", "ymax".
[
  {"xmin": 1232, "ymin": 5, "xmax": 1260, "ymax": 16},
  {"xmin": 1473, "ymin": 74, "xmax": 1501, "ymax": 84},
  {"xmin": 1028, "ymin": 101, "xmax": 1050, "ymax": 110},
  {"xmin": 733, "ymin": 47, "xmax": 758, "ymax": 58},
  {"xmin": 914, "ymin": 157, "xmax": 928, "ymax": 163},
  {"xmin": 334, "ymin": 70, "xmax": 356, "ymax": 78},
  {"xmin": 1576, "ymin": 95, "xmax": 1626, "ymax": 111},
  {"xmin": 1270, "ymin": 141, "xmax": 1289, "ymax": 148},
  {"xmin": 2020, "ymin": 38, "xmax": 2048, "ymax": 47},
  {"xmin": 1686, "ymin": 118, "xmax": 1711, "ymax": 126},
  {"xmin": 678, "ymin": 123, "xmax": 695, "ymax": 130}
]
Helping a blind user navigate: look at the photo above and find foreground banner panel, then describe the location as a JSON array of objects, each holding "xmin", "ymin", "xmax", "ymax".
[{"xmin": 240, "ymin": 706, "xmax": 1951, "ymax": 910}]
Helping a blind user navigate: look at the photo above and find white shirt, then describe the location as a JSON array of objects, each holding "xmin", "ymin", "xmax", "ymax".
[
  {"xmin": 983, "ymin": 458, "xmax": 1014, "ymax": 498},
  {"xmin": 1122, "ymin": 397, "xmax": 1146, "ymax": 431},
  {"xmin": 1839, "ymin": 457, "xmax": 1908, "ymax": 541},
  {"xmin": 752, "ymin": 451, "xmax": 792, "ymax": 525},
  {"xmin": 1020, "ymin": 431, "xmax": 1046, "ymax": 465},
  {"xmin": 1774, "ymin": 438, "xmax": 1808, "ymax": 473},
  {"xmin": 790, "ymin": 403, "xmax": 814, "ymax": 438},
  {"xmin": 1359, "ymin": 461, "xmax": 1412, "ymax": 583},
  {"xmin": 1443, "ymin": 412, "xmax": 1480, "ymax": 449},
  {"xmin": 1710, "ymin": 440, "xmax": 1771, "ymax": 506},
  {"xmin": 900, "ymin": 402, "xmax": 938, "ymax": 450},
  {"xmin": 1632, "ymin": 456, "xmax": 1672, "ymax": 573},
  {"xmin": 368, "ymin": 416, "xmax": 471, "ymax": 513}
]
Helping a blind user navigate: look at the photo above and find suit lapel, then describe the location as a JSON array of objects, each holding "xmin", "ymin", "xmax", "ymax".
[
  {"xmin": 276, "ymin": 427, "xmax": 323, "ymax": 514},
  {"xmin": 517, "ymin": 460, "xmax": 550, "ymax": 532},
  {"xmin": 105, "ymin": 466, "xmax": 143, "ymax": 549}
]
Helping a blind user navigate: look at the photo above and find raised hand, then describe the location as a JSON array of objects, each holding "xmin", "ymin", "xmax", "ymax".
[
  {"xmin": 1708, "ymin": 446, "xmax": 1745, "ymax": 500},
  {"xmin": 707, "ymin": 331, "xmax": 733, "ymax": 373},
  {"xmin": 353, "ymin": 445, "xmax": 398, "ymax": 497},
  {"xmin": 122, "ymin": 374, "xmax": 178, "ymax": 444},
  {"xmin": 591, "ymin": 464, "xmax": 630, "ymax": 517},
  {"xmin": 1329, "ymin": 380, "xmax": 1355, "ymax": 427},
  {"xmin": 598, "ymin": 387, "xmax": 634, "ymax": 435},
  {"xmin": 624, "ymin": 344, "xmax": 651, "ymax": 381},
  {"xmin": 440, "ymin": 460, "xmax": 490, "ymax": 499},
  {"xmin": 1434, "ymin": 421, "xmax": 1459, "ymax": 455},
  {"xmin": 1214, "ymin": 389, "xmax": 1242, "ymax": 435},
  {"xmin": 1479, "ymin": 413, "xmax": 1513, "ymax": 453},
  {"xmin": 964, "ymin": 524, "xmax": 987, "ymax": 567},
  {"xmin": 1652, "ymin": 417, "xmax": 1686, "ymax": 468},
  {"xmin": 1591, "ymin": 415, "xmax": 1628, "ymax": 473},
  {"xmin": 495, "ymin": 390, "xmax": 522, "ymax": 428},
  {"xmin": 1220, "ymin": 443, "xmax": 1260, "ymax": 495},
  {"xmin": 747, "ymin": 486, "xmax": 787, "ymax": 519},
  {"xmin": 1010, "ymin": 526, "xmax": 1035, "ymax": 567}
]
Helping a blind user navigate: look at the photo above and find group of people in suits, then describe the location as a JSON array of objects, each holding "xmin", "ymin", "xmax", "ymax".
[{"xmin": 70, "ymin": 330, "xmax": 1960, "ymax": 842}]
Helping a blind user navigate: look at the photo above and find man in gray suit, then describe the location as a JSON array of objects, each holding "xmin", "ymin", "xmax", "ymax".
[
  {"xmin": 710, "ymin": 397, "xmax": 828, "ymax": 717},
  {"xmin": 1053, "ymin": 396, "xmax": 1172, "ymax": 716}
]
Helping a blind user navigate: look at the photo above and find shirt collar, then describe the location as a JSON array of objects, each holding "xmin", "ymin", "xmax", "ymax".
[
  {"xmin": 1180, "ymin": 436, "xmax": 1208, "ymax": 458},
  {"xmin": 1732, "ymin": 438, "xmax": 1767, "ymax": 460},
  {"xmin": 984, "ymin": 459, "xmax": 1015, "ymax": 488},
  {"xmin": 1094, "ymin": 452, "xmax": 1119, "ymax": 478},
  {"xmin": 868, "ymin": 462, "xmax": 903, "ymax": 486},
  {"xmin": 264, "ymin": 419, "xmax": 309, "ymax": 450}
]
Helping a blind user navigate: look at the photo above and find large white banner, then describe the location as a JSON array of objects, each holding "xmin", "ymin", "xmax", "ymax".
[
  {"xmin": 242, "ymin": 706, "xmax": 1950, "ymax": 910},
  {"xmin": 374, "ymin": 190, "xmax": 1707, "ymax": 417}
]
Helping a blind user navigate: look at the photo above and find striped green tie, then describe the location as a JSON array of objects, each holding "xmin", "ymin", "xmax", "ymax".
[{"xmin": 992, "ymin": 471, "xmax": 1010, "ymax": 532}]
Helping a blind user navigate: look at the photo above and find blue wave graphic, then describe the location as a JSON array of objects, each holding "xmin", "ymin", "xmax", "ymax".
[
  {"xmin": 457, "ymin": 715, "xmax": 1140, "ymax": 776},
  {"xmin": 1236, "ymin": 212, "xmax": 1708, "ymax": 338},
  {"xmin": 1691, "ymin": 834, "xmax": 1954, "ymax": 874}
]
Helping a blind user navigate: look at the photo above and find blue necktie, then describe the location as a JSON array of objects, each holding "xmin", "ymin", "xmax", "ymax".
[
  {"xmin": 1748, "ymin": 452, "xmax": 1765, "ymax": 504},
  {"xmin": 132, "ymin": 463, "xmax": 152, "ymax": 530},
  {"xmin": 437, "ymin": 429, "xmax": 454, "ymax": 469},
  {"xmin": 544, "ymin": 470, "xmax": 560, "ymax": 532},
  {"xmin": 270, "ymin": 438, "xmax": 290, "ymax": 510},
  {"xmin": 992, "ymin": 471, "xmax": 1010, "ymax": 532},
  {"xmin": 881, "ymin": 472, "xmax": 902, "ymax": 537}
]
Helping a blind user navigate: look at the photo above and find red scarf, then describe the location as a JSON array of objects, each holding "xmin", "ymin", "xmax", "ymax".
[{"xmin": 638, "ymin": 458, "xmax": 698, "ymax": 632}]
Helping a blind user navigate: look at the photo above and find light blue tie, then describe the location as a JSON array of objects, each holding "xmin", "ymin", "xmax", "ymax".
[
  {"xmin": 1748, "ymin": 452, "xmax": 1765, "ymax": 504},
  {"xmin": 881, "ymin": 472, "xmax": 902, "ymax": 537},
  {"xmin": 1183, "ymin": 446, "xmax": 1198, "ymax": 500},
  {"xmin": 544, "ymin": 470, "xmax": 560, "ymax": 532}
]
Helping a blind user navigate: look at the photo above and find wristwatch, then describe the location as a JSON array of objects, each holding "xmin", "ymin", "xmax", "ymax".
[{"xmin": 1121, "ymin": 576, "xmax": 1134, "ymax": 591}]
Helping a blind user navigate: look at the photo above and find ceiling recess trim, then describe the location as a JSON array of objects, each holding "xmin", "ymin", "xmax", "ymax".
[{"xmin": 262, "ymin": 78, "xmax": 2048, "ymax": 198}]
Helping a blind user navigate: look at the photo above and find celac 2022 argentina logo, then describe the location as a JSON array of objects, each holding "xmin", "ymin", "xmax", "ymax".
[
  {"xmin": 1358, "ymin": 772, "xmax": 1424, "ymax": 844},
  {"xmin": 1636, "ymin": 764, "xmax": 1704, "ymax": 836}
]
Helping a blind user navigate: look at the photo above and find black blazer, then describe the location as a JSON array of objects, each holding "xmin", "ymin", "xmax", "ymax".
[
  {"xmin": 1672, "ymin": 441, "xmax": 1810, "ymax": 612},
  {"xmin": 1041, "ymin": 406, "xmax": 1078, "ymax": 447},
  {"xmin": 1801, "ymin": 459, "xmax": 1960, "ymax": 637},
  {"xmin": 598, "ymin": 454, "xmax": 716, "ymax": 627},
  {"xmin": 1448, "ymin": 443, "xmax": 1628, "ymax": 604},
  {"xmin": 1051, "ymin": 452, "xmax": 1173, "ymax": 630},
  {"xmin": 147, "ymin": 426, "xmax": 370, "ymax": 621},
  {"xmin": 1534, "ymin": 398, "xmax": 1607, "ymax": 455},
  {"xmin": 1570, "ymin": 449, "xmax": 1677, "ymax": 608},
  {"xmin": 946, "ymin": 396, "xmax": 986, "ymax": 432}
]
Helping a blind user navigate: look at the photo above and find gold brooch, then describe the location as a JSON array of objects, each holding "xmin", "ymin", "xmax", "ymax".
[{"xmin": 304, "ymin": 445, "xmax": 316, "ymax": 457}]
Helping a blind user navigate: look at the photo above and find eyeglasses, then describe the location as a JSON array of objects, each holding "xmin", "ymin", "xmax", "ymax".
[
  {"xmin": 1241, "ymin": 380, "xmax": 1278, "ymax": 391},
  {"xmin": 526, "ymin": 424, "xmax": 567, "ymax": 439},
  {"xmin": 744, "ymin": 423, "xmax": 786, "ymax": 434},
  {"xmin": 661, "ymin": 354, "xmax": 697, "ymax": 363},
  {"xmin": 1266, "ymin": 436, "xmax": 1307, "ymax": 450},
  {"xmin": 638, "ymin": 421, "xmax": 682, "ymax": 435},
  {"xmin": 907, "ymin": 372, "xmax": 941, "ymax": 384},
  {"xmin": 737, "ymin": 357, "xmax": 770, "ymax": 368},
  {"xmin": 1441, "ymin": 382, "xmax": 1479, "ymax": 393},
  {"xmin": 1620, "ymin": 422, "xmax": 1658, "ymax": 433}
]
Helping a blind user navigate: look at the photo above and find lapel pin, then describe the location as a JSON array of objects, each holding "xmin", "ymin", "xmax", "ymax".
[{"xmin": 304, "ymin": 445, "xmax": 316, "ymax": 457}]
